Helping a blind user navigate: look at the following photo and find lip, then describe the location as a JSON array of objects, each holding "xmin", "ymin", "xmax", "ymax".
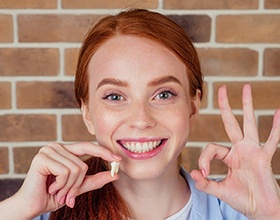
[{"xmin": 117, "ymin": 138, "xmax": 167, "ymax": 160}]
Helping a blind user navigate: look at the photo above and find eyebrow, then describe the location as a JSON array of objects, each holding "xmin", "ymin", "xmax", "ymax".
[
  {"xmin": 96, "ymin": 75, "xmax": 182, "ymax": 90},
  {"xmin": 96, "ymin": 78, "xmax": 129, "ymax": 90},
  {"xmin": 148, "ymin": 75, "xmax": 182, "ymax": 87}
]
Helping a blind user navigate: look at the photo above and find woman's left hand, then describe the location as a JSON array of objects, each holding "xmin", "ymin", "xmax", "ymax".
[{"xmin": 190, "ymin": 84, "xmax": 280, "ymax": 219}]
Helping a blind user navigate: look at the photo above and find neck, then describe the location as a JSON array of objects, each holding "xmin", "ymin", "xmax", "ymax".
[{"xmin": 114, "ymin": 165, "xmax": 190, "ymax": 220}]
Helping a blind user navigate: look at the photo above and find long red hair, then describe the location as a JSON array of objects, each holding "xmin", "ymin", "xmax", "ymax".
[{"xmin": 50, "ymin": 8, "xmax": 203, "ymax": 220}]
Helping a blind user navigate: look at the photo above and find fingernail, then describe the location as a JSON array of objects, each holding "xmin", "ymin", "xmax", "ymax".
[
  {"xmin": 190, "ymin": 175, "xmax": 197, "ymax": 183},
  {"xmin": 48, "ymin": 187, "xmax": 57, "ymax": 195},
  {"xmin": 200, "ymin": 168, "xmax": 207, "ymax": 178},
  {"xmin": 69, "ymin": 197, "xmax": 75, "ymax": 208},
  {"xmin": 112, "ymin": 154, "xmax": 122, "ymax": 160},
  {"xmin": 113, "ymin": 174, "xmax": 120, "ymax": 180},
  {"xmin": 59, "ymin": 195, "xmax": 66, "ymax": 205}
]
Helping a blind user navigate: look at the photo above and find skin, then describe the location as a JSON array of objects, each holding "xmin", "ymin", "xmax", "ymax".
[
  {"xmin": 0, "ymin": 35, "xmax": 279, "ymax": 220},
  {"xmin": 82, "ymin": 35, "xmax": 200, "ymax": 219},
  {"xmin": 83, "ymin": 35, "xmax": 200, "ymax": 179},
  {"xmin": 191, "ymin": 85, "xmax": 280, "ymax": 219}
]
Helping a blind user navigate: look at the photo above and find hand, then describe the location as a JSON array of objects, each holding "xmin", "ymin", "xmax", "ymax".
[
  {"xmin": 13, "ymin": 142, "xmax": 121, "ymax": 219},
  {"xmin": 190, "ymin": 84, "xmax": 280, "ymax": 219}
]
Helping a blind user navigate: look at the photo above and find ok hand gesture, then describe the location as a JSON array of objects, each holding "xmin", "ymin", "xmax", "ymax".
[{"xmin": 191, "ymin": 84, "xmax": 280, "ymax": 219}]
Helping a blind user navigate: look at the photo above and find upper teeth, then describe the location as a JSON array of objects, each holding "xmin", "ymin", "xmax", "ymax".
[{"xmin": 122, "ymin": 141, "xmax": 161, "ymax": 153}]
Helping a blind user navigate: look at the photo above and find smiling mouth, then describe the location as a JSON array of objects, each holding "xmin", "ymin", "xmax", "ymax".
[{"xmin": 118, "ymin": 139, "xmax": 165, "ymax": 153}]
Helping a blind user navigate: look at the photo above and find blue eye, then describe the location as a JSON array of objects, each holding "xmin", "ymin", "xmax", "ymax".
[
  {"xmin": 103, "ymin": 93, "xmax": 124, "ymax": 101},
  {"xmin": 155, "ymin": 90, "xmax": 177, "ymax": 100}
]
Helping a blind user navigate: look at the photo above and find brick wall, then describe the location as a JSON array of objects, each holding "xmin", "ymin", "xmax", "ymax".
[{"xmin": 0, "ymin": 0, "xmax": 280, "ymax": 199}]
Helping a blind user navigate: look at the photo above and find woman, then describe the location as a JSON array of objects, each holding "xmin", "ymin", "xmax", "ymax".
[{"xmin": 0, "ymin": 9, "xmax": 280, "ymax": 220}]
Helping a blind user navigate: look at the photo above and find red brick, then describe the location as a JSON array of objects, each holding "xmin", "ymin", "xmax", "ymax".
[
  {"xmin": 263, "ymin": 48, "xmax": 280, "ymax": 76},
  {"xmin": 0, "ymin": 179, "xmax": 24, "ymax": 201},
  {"xmin": 198, "ymin": 48, "xmax": 258, "ymax": 76},
  {"xmin": 167, "ymin": 15, "xmax": 211, "ymax": 42},
  {"xmin": 0, "ymin": 82, "xmax": 11, "ymax": 109},
  {"xmin": 272, "ymin": 148, "xmax": 280, "ymax": 174},
  {"xmin": 181, "ymin": 147, "xmax": 201, "ymax": 172},
  {"xmin": 64, "ymin": 48, "xmax": 79, "ymax": 76},
  {"xmin": 181, "ymin": 146, "xmax": 228, "ymax": 175},
  {"xmin": 259, "ymin": 115, "xmax": 274, "ymax": 142},
  {"xmin": 216, "ymin": 15, "xmax": 280, "ymax": 43},
  {"xmin": 189, "ymin": 114, "xmax": 243, "ymax": 142},
  {"xmin": 182, "ymin": 146, "xmax": 280, "ymax": 175},
  {"xmin": 164, "ymin": 0, "xmax": 258, "ymax": 9},
  {"xmin": 201, "ymin": 82, "xmax": 208, "ymax": 109},
  {"xmin": 213, "ymin": 82, "xmax": 280, "ymax": 110},
  {"xmin": 18, "ymin": 14, "xmax": 101, "ymax": 42},
  {"xmin": 209, "ymin": 158, "xmax": 228, "ymax": 175},
  {"xmin": 0, "ymin": 0, "xmax": 57, "ymax": 8},
  {"xmin": 0, "ymin": 147, "xmax": 9, "ymax": 174},
  {"xmin": 0, "ymin": 48, "xmax": 59, "ymax": 76},
  {"xmin": 13, "ymin": 147, "xmax": 40, "ymax": 174},
  {"xmin": 0, "ymin": 15, "xmax": 13, "ymax": 42},
  {"xmin": 62, "ymin": 114, "xmax": 95, "ymax": 141},
  {"xmin": 62, "ymin": 0, "xmax": 157, "ymax": 9},
  {"xmin": 0, "ymin": 115, "xmax": 56, "ymax": 141},
  {"xmin": 17, "ymin": 81, "xmax": 78, "ymax": 109},
  {"xmin": 265, "ymin": 0, "xmax": 280, "ymax": 9}
]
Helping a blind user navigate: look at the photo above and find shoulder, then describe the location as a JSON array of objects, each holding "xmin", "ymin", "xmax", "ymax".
[{"xmin": 180, "ymin": 168, "xmax": 248, "ymax": 220}]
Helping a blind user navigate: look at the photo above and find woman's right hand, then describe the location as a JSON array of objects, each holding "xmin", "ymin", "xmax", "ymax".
[{"xmin": 13, "ymin": 142, "xmax": 121, "ymax": 219}]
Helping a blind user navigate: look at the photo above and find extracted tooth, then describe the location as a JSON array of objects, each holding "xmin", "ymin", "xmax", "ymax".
[{"xmin": 110, "ymin": 161, "xmax": 120, "ymax": 177}]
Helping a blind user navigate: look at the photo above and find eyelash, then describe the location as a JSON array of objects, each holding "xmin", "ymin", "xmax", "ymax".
[
  {"xmin": 102, "ymin": 92, "xmax": 125, "ymax": 101},
  {"xmin": 102, "ymin": 88, "xmax": 178, "ymax": 102},
  {"xmin": 154, "ymin": 88, "xmax": 178, "ymax": 100}
]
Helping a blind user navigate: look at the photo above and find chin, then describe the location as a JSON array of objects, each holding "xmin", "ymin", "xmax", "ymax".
[{"xmin": 119, "ymin": 160, "xmax": 177, "ymax": 181}]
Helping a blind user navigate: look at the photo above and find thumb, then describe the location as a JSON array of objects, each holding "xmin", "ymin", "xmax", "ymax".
[
  {"xmin": 78, "ymin": 171, "xmax": 119, "ymax": 195},
  {"xmin": 190, "ymin": 169, "xmax": 223, "ymax": 198}
]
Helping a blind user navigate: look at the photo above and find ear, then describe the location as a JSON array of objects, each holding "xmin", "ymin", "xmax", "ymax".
[
  {"xmin": 81, "ymin": 102, "xmax": 95, "ymax": 135},
  {"xmin": 189, "ymin": 89, "xmax": 201, "ymax": 123}
]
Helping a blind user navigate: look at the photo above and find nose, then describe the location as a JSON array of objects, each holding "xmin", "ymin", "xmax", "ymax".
[{"xmin": 127, "ymin": 100, "xmax": 156, "ymax": 130}]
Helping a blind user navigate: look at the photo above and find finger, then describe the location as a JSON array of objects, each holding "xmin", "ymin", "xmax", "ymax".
[
  {"xmin": 64, "ymin": 142, "xmax": 122, "ymax": 162},
  {"xmin": 41, "ymin": 142, "xmax": 122, "ymax": 207},
  {"xmin": 190, "ymin": 169, "xmax": 223, "ymax": 198},
  {"xmin": 64, "ymin": 171, "xmax": 119, "ymax": 208},
  {"xmin": 218, "ymin": 85, "xmax": 243, "ymax": 144},
  {"xmin": 79, "ymin": 171, "xmax": 118, "ymax": 196},
  {"xmin": 63, "ymin": 162, "xmax": 88, "ymax": 208},
  {"xmin": 39, "ymin": 147, "xmax": 87, "ymax": 205},
  {"xmin": 31, "ymin": 153, "xmax": 71, "ymax": 195},
  {"xmin": 46, "ymin": 143, "xmax": 90, "ymax": 190},
  {"xmin": 47, "ymin": 143, "xmax": 120, "ymax": 193},
  {"xmin": 242, "ymin": 84, "xmax": 259, "ymax": 141},
  {"xmin": 264, "ymin": 109, "xmax": 280, "ymax": 157},
  {"xmin": 64, "ymin": 170, "xmax": 119, "ymax": 208},
  {"xmin": 39, "ymin": 146, "xmax": 87, "ymax": 198},
  {"xmin": 54, "ymin": 162, "xmax": 88, "ymax": 206},
  {"xmin": 198, "ymin": 143, "xmax": 230, "ymax": 177}
]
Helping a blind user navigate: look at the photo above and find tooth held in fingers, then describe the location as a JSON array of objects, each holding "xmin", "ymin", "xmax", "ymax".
[{"xmin": 110, "ymin": 161, "xmax": 120, "ymax": 177}]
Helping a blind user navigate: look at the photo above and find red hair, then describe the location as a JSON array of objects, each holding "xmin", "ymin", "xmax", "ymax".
[
  {"xmin": 75, "ymin": 8, "xmax": 203, "ymax": 108},
  {"xmin": 50, "ymin": 8, "xmax": 203, "ymax": 220}
]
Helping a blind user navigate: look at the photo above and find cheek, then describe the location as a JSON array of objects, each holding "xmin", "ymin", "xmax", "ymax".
[
  {"xmin": 167, "ymin": 101, "xmax": 190, "ymax": 120},
  {"xmin": 174, "ymin": 115, "xmax": 191, "ymax": 134},
  {"xmin": 92, "ymin": 108, "xmax": 122, "ymax": 143},
  {"xmin": 167, "ymin": 107, "xmax": 191, "ymax": 137}
]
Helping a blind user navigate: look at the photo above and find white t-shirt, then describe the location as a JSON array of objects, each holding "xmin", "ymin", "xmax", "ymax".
[{"xmin": 165, "ymin": 193, "xmax": 192, "ymax": 220}]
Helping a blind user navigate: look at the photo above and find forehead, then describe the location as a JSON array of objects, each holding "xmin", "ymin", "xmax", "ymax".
[{"xmin": 87, "ymin": 35, "xmax": 189, "ymax": 89}]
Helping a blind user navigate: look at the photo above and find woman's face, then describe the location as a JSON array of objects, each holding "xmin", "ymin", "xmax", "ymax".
[{"xmin": 82, "ymin": 35, "xmax": 200, "ymax": 180}]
